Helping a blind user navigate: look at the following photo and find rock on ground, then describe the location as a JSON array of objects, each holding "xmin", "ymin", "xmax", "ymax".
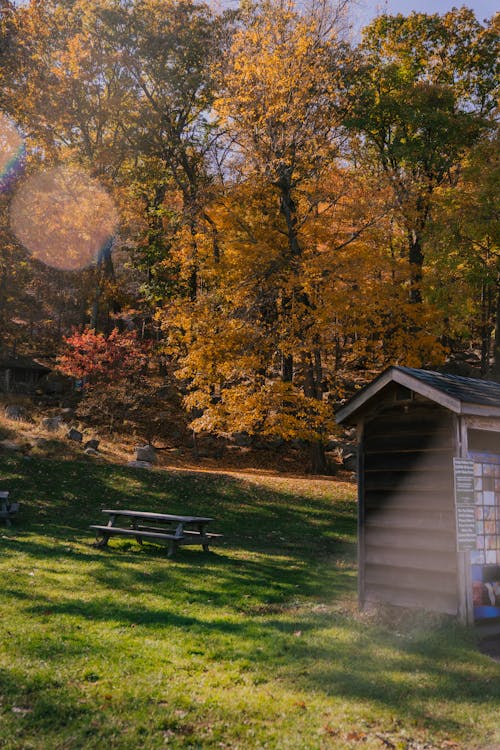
[
  {"xmin": 135, "ymin": 445, "xmax": 157, "ymax": 463},
  {"xmin": 42, "ymin": 416, "xmax": 64, "ymax": 432},
  {"xmin": 4, "ymin": 405, "xmax": 31, "ymax": 422},
  {"xmin": 127, "ymin": 460, "xmax": 153, "ymax": 469}
]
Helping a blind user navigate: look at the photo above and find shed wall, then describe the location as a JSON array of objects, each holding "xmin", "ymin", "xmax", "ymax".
[{"xmin": 361, "ymin": 400, "xmax": 458, "ymax": 614}]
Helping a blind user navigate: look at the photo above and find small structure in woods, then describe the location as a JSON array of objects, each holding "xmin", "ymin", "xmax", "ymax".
[
  {"xmin": 0, "ymin": 354, "xmax": 51, "ymax": 394},
  {"xmin": 336, "ymin": 366, "xmax": 500, "ymax": 627}
]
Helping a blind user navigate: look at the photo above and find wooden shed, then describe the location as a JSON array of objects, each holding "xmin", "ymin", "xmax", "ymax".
[
  {"xmin": 0, "ymin": 355, "xmax": 51, "ymax": 394},
  {"xmin": 336, "ymin": 366, "xmax": 500, "ymax": 626}
]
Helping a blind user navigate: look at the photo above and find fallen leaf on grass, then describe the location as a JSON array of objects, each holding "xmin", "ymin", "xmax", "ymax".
[
  {"xmin": 293, "ymin": 701, "xmax": 307, "ymax": 710},
  {"xmin": 345, "ymin": 730, "xmax": 367, "ymax": 742},
  {"xmin": 322, "ymin": 724, "xmax": 339, "ymax": 736},
  {"xmin": 375, "ymin": 734, "xmax": 396, "ymax": 748}
]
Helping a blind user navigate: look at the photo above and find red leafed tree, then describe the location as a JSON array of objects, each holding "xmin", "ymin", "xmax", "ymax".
[
  {"xmin": 57, "ymin": 327, "xmax": 150, "ymax": 385},
  {"xmin": 57, "ymin": 327, "xmax": 160, "ymax": 437}
]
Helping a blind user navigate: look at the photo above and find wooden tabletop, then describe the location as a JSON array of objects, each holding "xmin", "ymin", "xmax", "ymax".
[{"xmin": 101, "ymin": 509, "xmax": 214, "ymax": 523}]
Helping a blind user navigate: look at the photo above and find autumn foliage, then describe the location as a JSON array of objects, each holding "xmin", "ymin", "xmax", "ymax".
[
  {"xmin": 57, "ymin": 328, "xmax": 151, "ymax": 386},
  {"xmin": 0, "ymin": 0, "xmax": 498, "ymax": 469},
  {"xmin": 56, "ymin": 328, "xmax": 163, "ymax": 438}
]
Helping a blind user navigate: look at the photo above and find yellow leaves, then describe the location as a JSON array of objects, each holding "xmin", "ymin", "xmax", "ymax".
[
  {"xmin": 165, "ymin": 297, "xmax": 270, "ymax": 386},
  {"xmin": 188, "ymin": 379, "xmax": 335, "ymax": 441},
  {"xmin": 216, "ymin": 0, "xmax": 341, "ymax": 182}
]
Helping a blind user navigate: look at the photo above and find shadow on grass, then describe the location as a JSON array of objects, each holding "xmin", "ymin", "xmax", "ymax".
[
  {"xmin": 1, "ymin": 531, "xmax": 355, "ymax": 615},
  {"xmin": 1, "ymin": 455, "xmax": 498, "ymax": 740},
  {"xmin": 5, "ymin": 582, "xmax": 499, "ymax": 736},
  {"xmin": 0, "ymin": 454, "xmax": 356, "ymax": 564}
]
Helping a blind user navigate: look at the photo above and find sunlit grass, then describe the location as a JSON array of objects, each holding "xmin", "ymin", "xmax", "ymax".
[{"xmin": 0, "ymin": 454, "xmax": 498, "ymax": 749}]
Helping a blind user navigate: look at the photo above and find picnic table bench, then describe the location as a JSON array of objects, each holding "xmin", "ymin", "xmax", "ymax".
[
  {"xmin": 90, "ymin": 509, "xmax": 222, "ymax": 557},
  {"xmin": 0, "ymin": 491, "xmax": 19, "ymax": 527}
]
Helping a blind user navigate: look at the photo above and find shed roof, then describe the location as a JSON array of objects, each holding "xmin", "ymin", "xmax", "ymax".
[
  {"xmin": 0, "ymin": 355, "xmax": 51, "ymax": 373},
  {"xmin": 336, "ymin": 366, "xmax": 500, "ymax": 424}
]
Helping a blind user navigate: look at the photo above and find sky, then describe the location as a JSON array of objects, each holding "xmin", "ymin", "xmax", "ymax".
[
  {"xmin": 9, "ymin": 0, "xmax": 498, "ymax": 33},
  {"xmin": 10, "ymin": 0, "xmax": 500, "ymax": 15},
  {"xmin": 352, "ymin": 0, "xmax": 497, "ymax": 31}
]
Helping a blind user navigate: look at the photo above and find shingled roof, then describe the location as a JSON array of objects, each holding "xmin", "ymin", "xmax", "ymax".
[
  {"xmin": 0, "ymin": 355, "xmax": 51, "ymax": 373},
  {"xmin": 336, "ymin": 366, "xmax": 500, "ymax": 424}
]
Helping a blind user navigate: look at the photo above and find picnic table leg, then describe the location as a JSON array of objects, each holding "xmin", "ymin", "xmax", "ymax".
[
  {"xmin": 94, "ymin": 514, "xmax": 116, "ymax": 546},
  {"xmin": 197, "ymin": 523, "xmax": 210, "ymax": 552},
  {"xmin": 167, "ymin": 540, "xmax": 176, "ymax": 557},
  {"xmin": 1, "ymin": 503, "xmax": 11, "ymax": 527},
  {"xmin": 131, "ymin": 519, "xmax": 143, "ymax": 545},
  {"xmin": 94, "ymin": 532, "xmax": 110, "ymax": 548}
]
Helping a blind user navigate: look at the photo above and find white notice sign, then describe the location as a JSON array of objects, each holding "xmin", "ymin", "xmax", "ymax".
[{"xmin": 453, "ymin": 458, "xmax": 476, "ymax": 551}]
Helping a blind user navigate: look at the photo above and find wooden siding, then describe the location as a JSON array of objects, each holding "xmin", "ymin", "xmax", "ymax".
[{"xmin": 361, "ymin": 401, "xmax": 458, "ymax": 615}]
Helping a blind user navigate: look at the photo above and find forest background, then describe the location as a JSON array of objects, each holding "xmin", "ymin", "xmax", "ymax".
[{"xmin": 0, "ymin": 0, "xmax": 498, "ymax": 472}]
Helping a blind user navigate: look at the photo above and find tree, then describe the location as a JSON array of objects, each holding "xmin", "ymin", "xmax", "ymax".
[
  {"xmin": 344, "ymin": 8, "xmax": 499, "ymax": 303},
  {"xmin": 91, "ymin": 0, "xmax": 228, "ymax": 303},
  {"xmin": 1, "ymin": 1, "xmax": 126, "ymax": 333},
  {"xmin": 429, "ymin": 134, "xmax": 500, "ymax": 377},
  {"xmin": 0, "ymin": 1, "xmax": 16, "ymax": 107},
  {"xmin": 168, "ymin": 0, "xmax": 363, "ymax": 472},
  {"xmin": 57, "ymin": 327, "xmax": 160, "ymax": 436}
]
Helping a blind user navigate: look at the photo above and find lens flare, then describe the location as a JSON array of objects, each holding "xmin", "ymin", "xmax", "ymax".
[
  {"xmin": 0, "ymin": 112, "xmax": 25, "ymax": 190},
  {"xmin": 10, "ymin": 166, "xmax": 118, "ymax": 271}
]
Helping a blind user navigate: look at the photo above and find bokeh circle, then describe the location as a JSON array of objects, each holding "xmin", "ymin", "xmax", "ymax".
[{"xmin": 10, "ymin": 166, "xmax": 118, "ymax": 271}]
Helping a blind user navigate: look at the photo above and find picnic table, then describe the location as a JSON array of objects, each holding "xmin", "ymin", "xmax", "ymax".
[
  {"xmin": 90, "ymin": 509, "xmax": 221, "ymax": 557},
  {"xmin": 0, "ymin": 491, "xmax": 19, "ymax": 527}
]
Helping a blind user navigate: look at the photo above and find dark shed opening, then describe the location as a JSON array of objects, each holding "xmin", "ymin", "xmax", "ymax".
[
  {"xmin": 337, "ymin": 366, "xmax": 500, "ymax": 627},
  {"xmin": 0, "ymin": 355, "xmax": 51, "ymax": 394}
]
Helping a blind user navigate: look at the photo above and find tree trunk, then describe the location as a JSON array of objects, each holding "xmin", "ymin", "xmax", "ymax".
[
  {"xmin": 309, "ymin": 440, "xmax": 328, "ymax": 474},
  {"xmin": 188, "ymin": 219, "xmax": 198, "ymax": 302},
  {"xmin": 0, "ymin": 269, "xmax": 5, "ymax": 350},
  {"xmin": 480, "ymin": 279, "xmax": 492, "ymax": 377},
  {"xmin": 278, "ymin": 176, "xmax": 301, "ymax": 258},
  {"xmin": 303, "ymin": 352, "xmax": 330, "ymax": 474},
  {"xmin": 277, "ymin": 174, "xmax": 331, "ymax": 474},
  {"xmin": 490, "ymin": 278, "xmax": 500, "ymax": 382},
  {"xmin": 90, "ymin": 237, "xmax": 116, "ymax": 331},
  {"xmin": 90, "ymin": 272, "xmax": 102, "ymax": 331},
  {"xmin": 408, "ymin": 229, "xmax": 423, "ymax": 304},
  {"xmin": 282, "ymin": 353, "xmax": 293, "ymax": 382}
]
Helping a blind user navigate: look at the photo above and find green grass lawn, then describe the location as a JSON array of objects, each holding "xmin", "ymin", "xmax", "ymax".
[{"xmin": 0, "ymin": 453, "xmax": 498, "ymax": 750}]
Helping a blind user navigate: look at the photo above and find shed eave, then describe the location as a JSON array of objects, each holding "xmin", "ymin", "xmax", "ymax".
[
  {"xmin": 392, "ymin": 369, "xmax": 463, "ymax": 413},
  {"xmin": 460, "ymin": 403, "xmax": 500, "ymax": 418},
  {"xmin": 336, "ymin": 368, "xmax": 395, "ymax": 424},
  {"xmin": 336, "ymin": 366, "xmax": 463, "ymax": 424}
]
